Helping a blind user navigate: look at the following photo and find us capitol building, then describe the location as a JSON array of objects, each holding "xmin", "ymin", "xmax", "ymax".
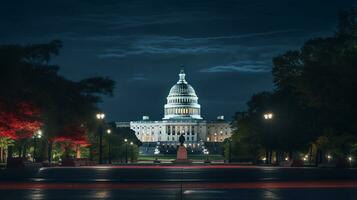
[{"xmin": 116, "ymin": 70, "xmax": 232, "ymax": 154}]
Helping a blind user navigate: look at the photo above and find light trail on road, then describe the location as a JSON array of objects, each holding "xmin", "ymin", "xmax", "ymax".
[{"xmin": 1, "ymin": 181, "xmax": 357, "ymax": 190}]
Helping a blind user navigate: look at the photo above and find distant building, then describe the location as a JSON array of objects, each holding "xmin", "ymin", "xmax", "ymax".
[{"xmin": 116, "ymin": 70, "xmax": 233, "ymax": 154}]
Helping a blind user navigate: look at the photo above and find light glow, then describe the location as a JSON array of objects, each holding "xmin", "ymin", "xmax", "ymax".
[
  {"xmin": 96, "ymin": 113, "xmax": 105, "ymax": 120},
  {"xmin": 263, "ymin": 112, "xmax": 274, "ymax": 120}
]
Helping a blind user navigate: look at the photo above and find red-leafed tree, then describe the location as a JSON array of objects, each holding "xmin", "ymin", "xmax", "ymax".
[
  {"xmin": 52, "ymin": 125, "xmax": 89, "ymax": 145},
  {"xmin": 51, "ymin": 124, "xmax": 90, "ymax": 158},
  {"xmin": 0, "ymin": 100, "xmax": 42, "ymax": 140}
]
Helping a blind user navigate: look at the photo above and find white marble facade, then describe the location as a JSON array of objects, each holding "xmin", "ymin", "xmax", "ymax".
[{"xmin": 116, "ymin": 70, "xmax": 232, "ymax": 145}]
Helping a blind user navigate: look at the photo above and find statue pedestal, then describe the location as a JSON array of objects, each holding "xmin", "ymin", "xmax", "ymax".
[{"xmin": 174, "ymin": 146, "xmax": 191, "ymax": 164}]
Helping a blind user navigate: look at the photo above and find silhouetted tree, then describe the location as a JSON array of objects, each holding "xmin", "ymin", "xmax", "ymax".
[{"xmin": 0, "ymin": 40, "xmax": 115, "ymax": 162}]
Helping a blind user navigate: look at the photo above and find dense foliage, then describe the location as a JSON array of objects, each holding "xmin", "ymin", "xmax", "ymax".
[
  {"xmin": 226, "ymin": 9, "xmax": 357, "ymax": 166},
  {"xmin": 0, "ymin": 40, "xmax": 115, "ymax": 162}
]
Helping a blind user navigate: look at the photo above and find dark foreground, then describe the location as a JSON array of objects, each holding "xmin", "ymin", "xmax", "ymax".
[{"xmin": 1, "ymin": 165, "xmax": 357, "ymax": 200}]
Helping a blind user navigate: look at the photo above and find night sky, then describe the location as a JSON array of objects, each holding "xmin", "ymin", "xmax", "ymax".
[{"xmin": 1, "ymin": 0, "xmax": 355, "ymax": 122}]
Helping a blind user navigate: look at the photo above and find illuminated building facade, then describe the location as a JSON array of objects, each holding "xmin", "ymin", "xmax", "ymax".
[{"xmin": 116, "ymin": 70, "xmax": 232, "ymax": 153}]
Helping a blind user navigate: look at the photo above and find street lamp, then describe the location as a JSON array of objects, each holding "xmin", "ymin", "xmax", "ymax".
[
  {"xmin": 96, "ymin": 113, "xmax": 105, "ymax": 120},
  {"xmin": 96, "ymin": 112, "xmax": 105, "ymax": 164},
  {"xmin": 130, "ymin": 142, "xmax": 134, "ymax": 163},
  {"xmin": 263, "ymin": 113, "xmax": 273, "ymax": 120},
  {"xmin": 327, "ymin": 155, "xmax": 332, "ymax": 163},
  {"xmin": 107, "ymin": 129, "xmax": 112, "ymax": 164},
  {"xmin": 228, "ymin": 138, "xmax": 232, "ymax": 163},
  {"xmin": 33, "ymin": 130, "xmax": 42, "ymax": 162},
  {"xmin": 124, "ymin": 138, "xmax": 128, "ymax": 164},
  {"xmin": 263, "ymin": 112, "xmax": 274, "ymax": 164}
]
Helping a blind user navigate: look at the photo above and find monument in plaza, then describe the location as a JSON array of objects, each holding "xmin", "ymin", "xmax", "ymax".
[{"xmin": 174, "ymin": 134, "xmax": 191, "ymax": 163}]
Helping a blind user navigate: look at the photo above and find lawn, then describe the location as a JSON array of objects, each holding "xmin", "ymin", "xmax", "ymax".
[{"xmin": 138, "ymin": 154, "xmax": 224, "ymax": 161}]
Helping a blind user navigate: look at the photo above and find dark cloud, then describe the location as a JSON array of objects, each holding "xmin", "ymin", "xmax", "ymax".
[
  {"xmin": 200, "ymin": 60, "xmax": 271, "ymax": 73},
  {"xmin": 0, "ymin": 0, "xmax": 355, "ymax": 121}
]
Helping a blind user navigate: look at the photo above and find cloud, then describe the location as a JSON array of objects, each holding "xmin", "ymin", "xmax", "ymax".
[
  {"xmin": 98, "ymin": 46, "xmax": 223, "ymax": 58},
  {"xmin": 200, "ymin": 61, "xmax": 271, "ymax": 73},
  {"xmin": 97, "ymin": 35, "xmax": 227, "ymax": 58},
  {"xmin": 181, "ymin": 29, "xmax": 305, "ymax": 41},
  {"xmin": 95, "ymin": 29, "xmax": 308, "ymax": 59},
  {"xmin": 128, "ymin": 74, "xmax": 149, "ymax": 81}
]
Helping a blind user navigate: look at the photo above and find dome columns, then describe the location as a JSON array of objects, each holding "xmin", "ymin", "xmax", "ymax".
[{"xmin": 163, "ymin": 70, "xmax": 202, "ymax": 120}]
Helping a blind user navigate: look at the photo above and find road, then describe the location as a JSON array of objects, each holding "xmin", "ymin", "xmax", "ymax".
[{"xmin": 1, "ymin": 165, "xmax": 357, "ymax": 199}]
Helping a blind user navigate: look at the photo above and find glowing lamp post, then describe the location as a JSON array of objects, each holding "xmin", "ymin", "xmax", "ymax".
[
  {"xmin": 228, "ymin": 138, "xmax": 232, "ymax": 163},
  {"xmin": 327, "ymin": 155, "xmax": 332, "ymax": 163},
  {"xmin": 96, "ymin": 113, "xmax": 105, "ymax": 164},
  {"xmin": 124, "ymin": 138, "xmax": 128, "ymax": 164},
  {"xmin": 263, "ymin": 113, "xmax": 273, "ymax": 120},
  {"xmin": 96, "ymin": 113, "xmax": 105, "ymax": 120},
  {"xmin": 107, "ymin": 129, "xmax": 112, "ymax": 164},
  {"xmin": 263, "ymin": 112, "xmax": 274, "ymax": 164},
  {"xmin": 33, "ymin": 130, "xmax": 42, "ymax": 162},
  {"xmin": 130, "ymin": 142, "xmax": 134, "ymax": 163}
]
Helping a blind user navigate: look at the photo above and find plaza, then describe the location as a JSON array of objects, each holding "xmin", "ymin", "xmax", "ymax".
[{"xmin": 1, "ymin": 165, "xmax": 357, "ymax": 199}]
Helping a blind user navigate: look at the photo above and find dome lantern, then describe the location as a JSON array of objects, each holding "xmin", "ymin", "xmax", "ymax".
[{"xmin": 178, "ymin": 69, "xmax": 187, "ymax": 83}]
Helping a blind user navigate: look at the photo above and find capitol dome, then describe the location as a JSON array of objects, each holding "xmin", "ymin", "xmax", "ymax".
[{"xmin": 163, "ymin": 70, "xmax": 202, "ymax": 120}]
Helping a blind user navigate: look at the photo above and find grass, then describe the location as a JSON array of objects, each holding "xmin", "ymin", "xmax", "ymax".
[{"xmin": 138, "ymin": 154, "xmax": 224, "ymax": 161}]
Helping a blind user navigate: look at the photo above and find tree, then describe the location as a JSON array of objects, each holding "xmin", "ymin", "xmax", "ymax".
[
  {"xmin": 224, "ymin": 112, "xmax": 261, "ymax": 163},
  {"xmin": 97, "ymin": 123, "xmax": 141, "ymax": 163},
  {"xmin": 0, "ymin": 137, "xmax": 14, "ymax": 163},
  {"xmin": 0, "ymin": 40, "xmax": 115, "ymax": 162},
  {"xmin": 273, "ymin": 9, "xmax": 357, "ymax": 163},
  {"xmin": 0, "ymin": 101, "xmax": 42, "ymax": 139}
]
